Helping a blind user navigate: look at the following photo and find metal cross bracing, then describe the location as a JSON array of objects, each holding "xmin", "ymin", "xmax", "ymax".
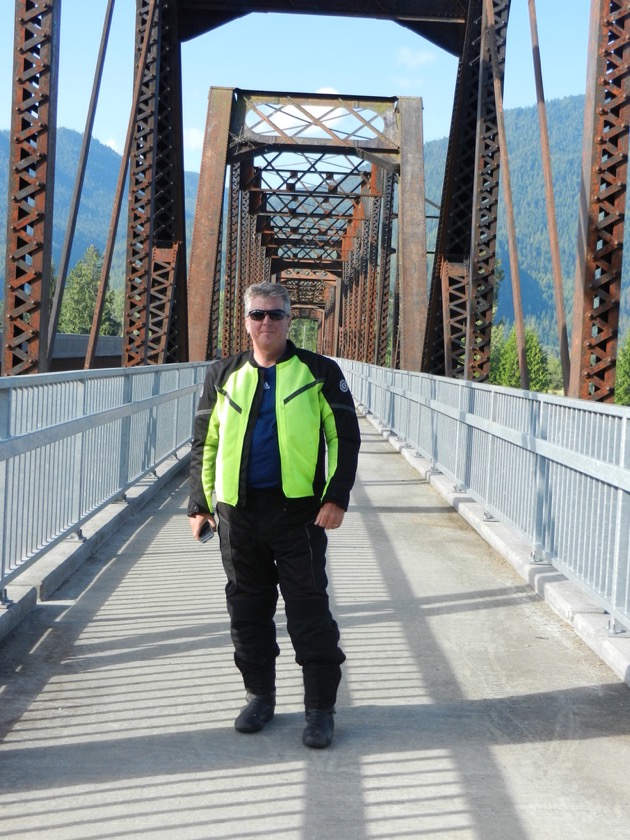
[
  {"xmin": 423, "ymin": 0, "xmax": 510, "ymax": 381},
  {"xmin": 3, "ymin": 0, "xmax": 60, "ymax": 376},
  {"xmin": 187, "ymin": 87, "xmax": 424, "ymax": 365},
  {"xmin": 3, "ymin": 1, "xmax": 629, "ymax": 406},
  {"xmin": 569, "ymin": 0, "xmax": 630, "ymax": 400}
]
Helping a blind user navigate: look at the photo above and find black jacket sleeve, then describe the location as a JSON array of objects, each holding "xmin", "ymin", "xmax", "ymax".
[
  {"xmin": 187, "ymin": 363, "xmax": 219, "ymax": 516},
  {"xmin": 320, "ymin": 358, "xmax": 361, "ymax": 511}
]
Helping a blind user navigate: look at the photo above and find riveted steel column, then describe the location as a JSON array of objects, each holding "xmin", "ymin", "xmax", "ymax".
[
  {"xmin": 3, "ymin": 0, "xmax": 60, "ymax": 375},
  {"xmin": 423, "ymin": 0, "xmax": 482, "ymax": 376},
  {"xmin": 467, "ymin": 0, "xmax": 511, "ymax": 382},
  {"xmin": 188, "ymin": 86, "xmax": 232, "ymax": 360},
  {"xmin": 122, "ymin": 0, "xmax": 160, "ymax": 366},
  {"xmin": 376, "ymin": 170, "xmax": 395, "ymax": 366},
  {"xmin": 398, "ymin": 96, "xmax": 427, "ymax": 372},
  {"xmin": 569, "ymin": 0, "xmax": 630, "ymax": 401},
  {"xmin": 477, "ymin": 0, "xmax": 525, "ymax": 386},
  {"xmin": 149, "ymin": 0, "xmax": 188, "ymax": 364},
  {"xmin": 221, "ymin": 160, "xmax": 241, "ymax": 357}
]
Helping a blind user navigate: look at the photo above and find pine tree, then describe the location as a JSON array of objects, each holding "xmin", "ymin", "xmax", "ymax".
[
  {"xmin": 57, "ymin": 246, "xmax": 121, "ymax": 336},
  {"xmin": 490, "ymin": 322, "xmax": 506, "ymax": 384},
  {"xmin": 615, "ymin": 333, "xmax": 630, "ymax": 405},
  {"xmin": 496, "ymin": 325, "xmax": 550, "ymax": 392}
]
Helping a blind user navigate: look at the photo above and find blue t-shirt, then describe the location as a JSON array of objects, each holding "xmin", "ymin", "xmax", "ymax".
[{"xmin": 247, "ymin": 365, "xmax": 281, "ymax": 488}]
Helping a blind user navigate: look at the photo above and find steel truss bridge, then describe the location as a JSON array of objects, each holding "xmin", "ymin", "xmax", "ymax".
[{"xmin": 2, "ymin": 1, "xmax": 630, "ymax": 403}]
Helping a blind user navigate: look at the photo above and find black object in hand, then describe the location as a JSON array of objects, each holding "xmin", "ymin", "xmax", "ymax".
[{"xmin": 198, "ymin": 520, "xmax": 215, "ymax": 543}]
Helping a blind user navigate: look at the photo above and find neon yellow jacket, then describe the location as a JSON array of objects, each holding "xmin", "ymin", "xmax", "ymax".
[{"xmin": 188, "ymin": 341, "xmax": 360, "ymax": 514}]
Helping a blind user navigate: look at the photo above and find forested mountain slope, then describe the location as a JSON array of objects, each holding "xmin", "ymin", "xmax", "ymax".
[{"xmin": 2, "ymin": 95, "xmax": 624, "ymax": 349}]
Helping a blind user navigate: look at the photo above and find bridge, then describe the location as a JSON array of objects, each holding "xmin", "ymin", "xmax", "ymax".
[
  {"xmin": 1, "ymin": 361, "xmax": 630, "ymax": 835},
  {"xmin": 2, "ymin": 1, "xmax": 630, "ymax": 834},
  {"xmin": 2, "ymin": 1, "xmax": 630, "ymax": 402}
]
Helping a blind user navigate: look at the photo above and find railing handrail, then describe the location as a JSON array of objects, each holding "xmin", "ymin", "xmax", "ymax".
[
  {"xmin": 1, "ymin": 362, "xmax": 211, "ymax": 596},
  {"xmin": 338, "ymin": 359, "xmax": 630, "ymax": 634}
]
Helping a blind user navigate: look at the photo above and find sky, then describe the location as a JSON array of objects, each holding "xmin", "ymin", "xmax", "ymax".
[{"xmin": 0, "ymin": 1, "xmax": 592, "ymax": 173}]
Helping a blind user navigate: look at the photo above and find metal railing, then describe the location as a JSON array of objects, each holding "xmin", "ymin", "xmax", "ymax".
[
  {"xmin": 1, "ymin": 363, "xmax": 210, "ymax": 597},
  {"xmin": 339, "ymin": 360, "xmax": 630, "ymax": 634}
]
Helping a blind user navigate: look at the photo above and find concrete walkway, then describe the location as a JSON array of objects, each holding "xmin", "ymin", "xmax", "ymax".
[{"xmin": 1, "ymin": 415, "xmax": 630, "ymax": 839}]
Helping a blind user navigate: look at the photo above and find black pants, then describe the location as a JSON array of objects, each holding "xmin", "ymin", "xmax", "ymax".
[{"xmin": 216, "ymin": 489, "xmax": 345, "ymax": 709}]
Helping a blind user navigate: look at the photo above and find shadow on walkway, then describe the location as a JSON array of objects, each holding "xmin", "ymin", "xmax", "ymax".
[{"xmin": 1, "ymin": 417, "xmax": 630, "ymax": 839}]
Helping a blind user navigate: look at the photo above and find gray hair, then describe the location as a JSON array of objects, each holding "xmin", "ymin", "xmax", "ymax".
[{"xmin": 244, "ymin": 282, "xmax": 291, "ymax": 316}]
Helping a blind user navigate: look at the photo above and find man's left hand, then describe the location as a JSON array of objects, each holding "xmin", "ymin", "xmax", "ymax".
[{"xmin": 315, "ymin": 501, "xmax": 345, "ymax": 531}]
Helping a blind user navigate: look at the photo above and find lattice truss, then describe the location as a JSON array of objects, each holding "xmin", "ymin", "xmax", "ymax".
[{"xmin": 188, "ymin": 89, "xmax": 414, "ymax": 362}]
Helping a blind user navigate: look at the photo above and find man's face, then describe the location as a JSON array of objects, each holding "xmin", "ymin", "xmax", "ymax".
[{"xmin": 245, "ymin": 295, "xmax": 292, "ymax": 359}]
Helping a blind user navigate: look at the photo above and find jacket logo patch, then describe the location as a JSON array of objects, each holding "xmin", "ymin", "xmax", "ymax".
[{"xmin": 339, "ymin": 380, "xmax": 349, "ymax": 392}]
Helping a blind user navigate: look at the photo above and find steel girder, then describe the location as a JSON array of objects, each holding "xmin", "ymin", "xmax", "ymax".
[
  {"xmin": 188, "ymin": 88, "xmax": 421, "ymax": 362},
  {"xmin": 423, "ymin": 0, "xmax": 510, "ymax": 380},
  {"xmin": 174, "ymin": 1, "xmax": 470, "ymax": 55},
  {"xmin": 2, "ymin": 0, "xmax": 60, "ymax": 376},
  {"xmin": 122, "ymin": 0, "xmax": 188, "ymax": 367},
  {"xmin": 569, "ymin": 0, "xmax": 630, "ymax": 402}
]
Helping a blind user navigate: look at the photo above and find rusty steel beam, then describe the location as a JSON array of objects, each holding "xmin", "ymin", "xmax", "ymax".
[
  {"xmin": 528, "ymin": 0, "xmax": 570, "ymax": 393},
  {"xmin": 570, "ymin": 0, "xmax": 630, "ymax": 402},
  {"xmin": 398, "ymin": 96, "xmax": 427, "ymax": 371},
  {"xmin": 422, "ymin": 0, "xmax": 511, "ymax": 382},
  {"xmin": 188, "ymin": 86, "xmax": 232, "ymax": 360},
  {"xmin": 122, "ymin": 0, "xmax": 160, "ymax": 366},
  {"xmin": 423, "ymin": 0, "xmax": 483, "ymax": 376},
  {"xmin": 86, "ymin": 0, "xmax": 159, "ymax": 369},
  {"xmin": 144, "ymin": 244, "xmax": 181, "ymax": 362},
  {"xmin": 122, "ymin": 0, "xmax": 189, "ymax": 366},
  {"xmin": 3, "ymin": 0, "xmax": 60, "ymax": 376},
  {"xmin": 151, "ymin": 0, "xmax": 189, "ymax": 363},
  {"xmin": 220, "ymin": 161, "xmax": 240, "ymax": 356},
  {"xmin": 480, "ymin": 0, "xmax": 527, "ymax": 387},
  {"xmin": 466, "ymin": 0, "xmax": 511, "ymax": 383},
  {"xmin": 191, "ymin": 88, "xmax": 407, "ymax": 363},
  {"xmin": 365, "ymin": 177, "xmax": 382, "ymax": 365},
  {"xmin": 375, "ymin": 171, "xmax": 396, "ymax": 366},
  {"xmin": 174, "ymin": 1, "xmax": 469, "ymax": 56}
]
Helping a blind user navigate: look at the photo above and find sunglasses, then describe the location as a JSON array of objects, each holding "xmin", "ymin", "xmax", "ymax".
[{"xmin": 247, "ymin": 309, "xmax": 289, "ymax": 322}]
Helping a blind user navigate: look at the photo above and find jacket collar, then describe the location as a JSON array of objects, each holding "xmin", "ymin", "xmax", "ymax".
[{"xmin": 248, "ymin": 339, "xmax": 297, "ymax": 368}]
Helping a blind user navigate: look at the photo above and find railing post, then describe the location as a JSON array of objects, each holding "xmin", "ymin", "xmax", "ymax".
[
  {"xmin": 610, "ymin": 413, "xmax": 630, "ymax": 633},
  {"xmin": 118, "ymin": 372, "xmax": 133, "ymax": 498},
  {"xmin": 71, "ymin": 378, "xmax": 86, "ymax": 540},
  {"xmin": 0, "ymin": 388, "xmax": 11, "ymax": 602},
  {"xmin": 532, "ymin": 399, "xmax": 549, "ymax": 563}
]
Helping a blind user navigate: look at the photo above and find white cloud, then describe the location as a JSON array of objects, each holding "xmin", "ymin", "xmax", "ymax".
[
  {"xmin": 184, "ymin": 126, "xmax": 204, "ymax": 151},
  {"xmin": 396, "ymin": 47, "xmax": 436, "ymax": 71},
  {"xmin": 104, "ymin": 138, "xmax": 121, "ymax": 153}
]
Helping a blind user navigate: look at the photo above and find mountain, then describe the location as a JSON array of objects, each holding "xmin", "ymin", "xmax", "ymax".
[
  {"xmin": 0, "ymin": 127, "xmax": 200, "ymax": 291},
  {"xmin": 1, "ymin": 96, "xmax": 622, "ymax": 352},
  {"xmin": 423, "ymin": 94, "xmax": 593, "ymax": 349}
]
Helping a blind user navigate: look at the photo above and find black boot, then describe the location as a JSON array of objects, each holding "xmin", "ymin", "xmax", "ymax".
[
  {"xmin": 302, "ymin": 707, "xmax": 335, "ymax": 749},
  {"xmin": 234, "ymin": 691, "xmax": 276, "ymax": 733}
]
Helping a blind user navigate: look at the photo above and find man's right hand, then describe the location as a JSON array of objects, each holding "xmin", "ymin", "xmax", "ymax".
[{"xmin": 189, "ymin": 513, "xmax": 217, "ymax": 540}]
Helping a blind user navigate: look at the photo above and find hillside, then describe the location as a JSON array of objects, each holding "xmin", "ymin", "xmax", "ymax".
[
  {"xmin": 0, "ymin": 128, "xmax": 199, "ymax": 290},
  {"xmin": 423, "ymin": 94, "xmax": 593, "ymax": 349},
  {"xmin": 2, "ymin": 95, "xmax": 623, "ymax": 352}
]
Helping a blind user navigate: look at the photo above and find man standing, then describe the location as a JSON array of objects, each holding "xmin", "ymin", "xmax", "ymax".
[{"xmin": 188, "ymin": 282, "xmax": 360, "ymax": 749}]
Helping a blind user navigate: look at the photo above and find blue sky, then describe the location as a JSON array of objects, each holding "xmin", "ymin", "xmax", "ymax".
[{"xmin": 0, "ymin": 1, "xmax": 591, "ymax": 173}]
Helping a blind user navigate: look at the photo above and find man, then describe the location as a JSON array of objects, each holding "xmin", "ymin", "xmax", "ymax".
[{"xmin": 188, "ymin": 282, "xmax": 360, "ymax": 749}]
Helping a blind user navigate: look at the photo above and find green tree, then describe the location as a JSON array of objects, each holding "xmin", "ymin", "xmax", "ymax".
[
  {"xmin": 615, "ymin": 333, "xmax": 630, "ymax": 405},
  {"xmin": 57, "ymin": 246, "xmax": 121, "ymax": 336},
  {"xmin": 490, "ymin": 321, "xmax": 506, "ymax": 384},
  {"xmin": 496, "ymin": 325, "xmax": 550, "ymax": 392},
  {"xmin": 290, "ymin": 317, "xmax": 319, "ymax": 352},
  {"xmin": 546, "ymin": 354, "xmax": 564, "ymax": 394}
]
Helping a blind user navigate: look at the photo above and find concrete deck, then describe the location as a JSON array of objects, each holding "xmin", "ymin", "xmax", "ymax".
[{"xmin": 1, "ymin": 414, "xmax": 630, "ymax": 839}]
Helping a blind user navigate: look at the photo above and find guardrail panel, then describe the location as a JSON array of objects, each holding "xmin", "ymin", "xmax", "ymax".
[{"xmin": 338, "ymin": 359, "xmax": 630, "ymax": 632}]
